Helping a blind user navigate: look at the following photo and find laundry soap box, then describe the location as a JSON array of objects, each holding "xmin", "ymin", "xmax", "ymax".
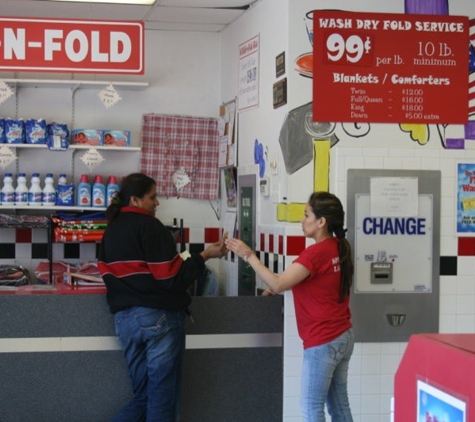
[
  {"xmin": 71, "ymin": 129, "xmax": 103, "ymax": 146},
  {"xmin": 4, "ymin": 118, "xmax": 25, "ymax": 143},
  {"xmin": 103, "ymin": 130, "xmax": 130, "ymax": 147}
]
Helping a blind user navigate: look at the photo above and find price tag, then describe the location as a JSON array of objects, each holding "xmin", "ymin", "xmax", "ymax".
[
  {"xmin": 312, "ymin": 11, "xmax": 469, "ymax": 124},
  {"xmin": 172, "ymin": 168, "xmax": 191, "ymax": 193},
  {"xmin": 0, "ymin": 145, "xmax": 17, "ymax": 170},
  {"xmin": 98, "ymin": 84, "xmax": 122, "ymax": 109},
  {"xmin": 0, "ymin": 80, "xmax": 14, "ymax": 105},
  {"xmin": 323, "ymin": 33, "xmax": 374, "ymax": 66},
  {"xmin": 80, "ymin": 148, "xmax": 105, "ymax": 171}
]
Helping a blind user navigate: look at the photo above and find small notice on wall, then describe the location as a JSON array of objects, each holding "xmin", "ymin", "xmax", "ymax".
[
  {"xmin": 370, "ymin": 177, "xmax": 418, "ymax": 217},
  {"xmin": 238, "ymin": 34, "xmax": 260, "ymax": 112},
  {"xmin": 312, "ymin": 10, "xmax": 468, "ymax": 124}
]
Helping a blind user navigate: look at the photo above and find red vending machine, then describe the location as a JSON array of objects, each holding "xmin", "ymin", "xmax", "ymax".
[{"xmin": 394, "ymin": 333, "xmax": 474, "ymax": 421}]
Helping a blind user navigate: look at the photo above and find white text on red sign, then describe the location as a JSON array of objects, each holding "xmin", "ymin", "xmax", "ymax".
[{"xmin": 0, "ymin": 18, "xmax": 144, "ymax": 74}]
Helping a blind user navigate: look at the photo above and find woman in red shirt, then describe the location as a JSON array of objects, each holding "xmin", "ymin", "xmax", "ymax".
[{"xmin": 225, "ymin": 191, "xmax": 354, "ymax": 421}]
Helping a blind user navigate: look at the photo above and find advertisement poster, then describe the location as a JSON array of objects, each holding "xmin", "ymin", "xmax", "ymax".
[
  {"xmin": 312, "ymin": 10, "xmax": 468, "ymax": 124},
  {"xmin": 417, "ymin": 380, "xmax": 466, "ymax": 422},
  {"xmin": 238, "ymin": 34, "xmax": 260, "ymax": 112},
  {"xmin": 456, "ymin": 162, "xmax": 475, "ymax": 235},
  {"xmin": 224, "ymin": 167, "xmax": 237, "ymax": 208}
]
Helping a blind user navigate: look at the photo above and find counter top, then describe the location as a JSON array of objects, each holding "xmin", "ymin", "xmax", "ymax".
[{"xmin": 0, "ymin": 282, "xmax": 107, "ymax": 295}]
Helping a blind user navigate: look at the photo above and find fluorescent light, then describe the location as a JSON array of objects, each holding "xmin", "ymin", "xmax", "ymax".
[{"xmin": 44, "ymin": 0, "xmax": 156, "ymax": 5}]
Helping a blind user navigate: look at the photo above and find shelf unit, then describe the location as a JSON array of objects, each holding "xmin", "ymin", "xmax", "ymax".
[
  {"xmin": 0, "ymin": 214, "xmax": 52, "ymax": 284},
  {"xmin": 3, "ymin": 78, "xmax": 148, "ymax": 90},
  {"xmin": 3, "ymin": 77, "xmax": 149, "ymax": 131},
  {"xmin": 69, "ymin": 145, "xmax": 141, "ymax": 152},
  {"xmin": 0, "ymin": 77, "xmax": 146, "ymax": 284},
  {"xmin": 2, "ymin": 143, "xmax": 140, "ymax": 152},
  {"xmin": 0, "ymin": 209, "xmax": 107, "ymax": 284},
  {"xmin": 2, "ymin": 143, "xmax": 140, "ymax": 199},
  {"xmin": 0, "ymin": 205, "xmax": 106, "ymax": 211}
]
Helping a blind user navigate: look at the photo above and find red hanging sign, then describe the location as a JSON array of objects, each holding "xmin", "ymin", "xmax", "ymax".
[
  {"xmin": 312, "ymin": 11, "xmax": 469, "ymax": 124},
  {"xmin": 0, "ymin": 17, "xmax": 144, "ymax": 74}
]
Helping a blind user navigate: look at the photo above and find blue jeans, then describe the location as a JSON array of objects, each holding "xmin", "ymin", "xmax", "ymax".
[
  {"xmin": 112, "ymin": 307, "xmax": 186, "ymax": 422},
  {"xmin": 300, "ymin": 329, "xmax": 354, "ymax": 422}
]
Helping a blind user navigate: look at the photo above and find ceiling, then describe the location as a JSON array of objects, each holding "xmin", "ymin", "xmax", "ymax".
[{"xmin": 0, "ymin": 0, "xmax": 259, "ymax": 32}]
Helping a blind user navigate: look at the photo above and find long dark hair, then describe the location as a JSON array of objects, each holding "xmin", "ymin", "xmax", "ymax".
[
  {"xmin": 308, "ymin": 191, "xmax": 354, "ymax": 301},
  {"xmin": 106, "ymin": 173, "xmax": 156, "ymax": 222}
]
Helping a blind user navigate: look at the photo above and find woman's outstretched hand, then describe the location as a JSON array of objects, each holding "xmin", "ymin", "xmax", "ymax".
[
  {"xmin": 201, "ymin": 239, "xmax": 228, "ymax": 261},
  {"xmin": 261, "ymin": 288, "xmax": 276, "ymax": 296},
  {"xmin": 224, "ymin": 238, "xmax": 253, "ymax": 261}
]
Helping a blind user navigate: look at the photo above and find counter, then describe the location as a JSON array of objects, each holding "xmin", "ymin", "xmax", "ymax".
[{"xmin": 0, "ymin": 293, "xmax": 283, "ymax": 422}]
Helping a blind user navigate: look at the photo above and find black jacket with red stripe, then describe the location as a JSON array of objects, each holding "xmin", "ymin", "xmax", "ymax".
[{"xmin": 98, "ymin": 207, "xmax": 205, "ymax": 314}]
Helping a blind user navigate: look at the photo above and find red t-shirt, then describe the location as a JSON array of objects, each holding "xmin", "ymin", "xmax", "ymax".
[{"xmin": 293, "ymin": 237, "xmax": 352, "ymax": 349}]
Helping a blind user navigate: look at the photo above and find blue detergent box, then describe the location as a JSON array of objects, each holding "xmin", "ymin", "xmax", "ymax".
[
  {"xmin": 25, "ymin": 119, "xmax": 47, "ymax": 144},
  {"xmin": 0, "ymin": 119, "xmax": 5, "ymax": 143},
  {"xmin": 56, "ymin": 184, "xmax": 75, "ymax": 206},
  {"xmin": 5, "ymin": 118, "xmax": 25, "ymax": 143}
]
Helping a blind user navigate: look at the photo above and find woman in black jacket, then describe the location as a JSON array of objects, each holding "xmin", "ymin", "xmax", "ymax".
[{"xmin": 99, "ymin": 173, "xmax": 226, "ymax": 422}]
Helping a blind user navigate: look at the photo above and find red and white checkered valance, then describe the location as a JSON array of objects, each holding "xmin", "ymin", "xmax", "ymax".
[{"xmin": 140, "ymin": 113, "xmax": 220, "ymax": 199}]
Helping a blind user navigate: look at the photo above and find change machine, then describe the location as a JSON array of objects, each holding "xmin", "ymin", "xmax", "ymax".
[{"xmin": 346, "ymin": 169, "xmax": 441, "ymax": 342}]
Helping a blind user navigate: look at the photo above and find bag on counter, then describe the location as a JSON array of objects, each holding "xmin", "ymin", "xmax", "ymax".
[
  {"xmin": 34, "ymin": 260, "xmax": 73, "ymax": 284},
  {"xmin": 190, "ymin": 265, "xmax": 218, "ymax": 296},
  {"xmin": 0, "ymin": 265, "xmax": 33, "ymax": 286}
]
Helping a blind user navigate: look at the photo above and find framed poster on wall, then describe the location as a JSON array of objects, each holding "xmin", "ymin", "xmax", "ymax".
[
  {"xmin": 273, "ymin": 78, "xmax": 287, "ymax": 108},
  {"xmin": 456, "ymin": 162, "xmax": 475, "ymax": 235},
  {"xmin": 275, "ymin": 51, "xmax": 285, "ymax": 78},
  {"xmin": 219, "ymin": 99, "xmax": 237, "ymax": 168},
  {"xmin": 224, "ymin": 167, "xmax": 237, "ymax": 208}
]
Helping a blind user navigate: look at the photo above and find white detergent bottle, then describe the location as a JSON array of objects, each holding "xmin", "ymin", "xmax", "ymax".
[
  {"xmin": 28, "ymin": 173, "xmax": 42, "ymax": 205},
  {"xmin": 1, "ymin": 173, "xmax": 15, "ymax": 205},
  {"xmin": 42, "ymin": 173, "xmax": 56, "ymax": 206},
  {"xmin": 15, "ymin": 173, "xmax": 28, "ymax": 205}
]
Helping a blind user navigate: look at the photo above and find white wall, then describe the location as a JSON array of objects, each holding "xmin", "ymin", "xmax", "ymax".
[
  {"xmin": 220, "ymin": 0, "xmax": 475, "ymax": 421},
  {"xmin": 220, "ymin": 0, "xmax": 289, "ymax": 227}
]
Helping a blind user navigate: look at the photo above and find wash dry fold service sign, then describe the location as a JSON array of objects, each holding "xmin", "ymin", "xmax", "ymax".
[
  {"xmin": 0, "ymin": 17, "xmax": 144, "ymax": 74},
  {"xmin": 312, "ymin": 11, "xmax": 468, "ymax": 124}
]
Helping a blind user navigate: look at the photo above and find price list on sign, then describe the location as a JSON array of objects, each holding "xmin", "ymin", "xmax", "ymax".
[{"xmin": 312, "ymin": 11, "xmax": 469, "ymax": 124}]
